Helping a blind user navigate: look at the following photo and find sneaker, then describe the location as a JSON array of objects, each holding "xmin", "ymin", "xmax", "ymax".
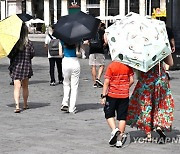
[
  {"xmin": 50, "ymin": 82, "xmax": 55, "ymax": 86},
  {"xmin": 82, "ymin": 55, "xmax": 86, "ymax": 59},
  {"xmin": 59, "ymin": 80, "xmax": 63, "ymax": 84},
  {"xmin": 116, "ymin": 140, "xmax": 123, "ymax": 148},
  {"xmin": 109, "ymin": 128, "xmax": 120, "ymax": 145},
  {"xmin": 121, "ymin": 133, "xmax": 128, "ymax": 145},
  {"xmin": 66, "ymin": 107, "xmax": 78, "ymax": 114},
  {"xmin": 61, "ymin": 105, "xmax": 69, "ymax": 111},
  {"xmin": 96, "ymin": 79, "xmax": 103, "ymax": 88},
  {"xmin": 96, "ymin": 82, "xmax": 103, "ymax": 88},
  {"xmin": 117, "ymin": 133, "xmax": 131, "ymax": 148},
  {"xmin": 116, "ymin": 133, "xmax": 123, "ymax": 148},
  {"xmin": 93, "ymin": 83, "xmax": 98, "ymax": 88},
  {"xmin": 10, "ymin": 81, "xmax": 14, "ymax": 85}
]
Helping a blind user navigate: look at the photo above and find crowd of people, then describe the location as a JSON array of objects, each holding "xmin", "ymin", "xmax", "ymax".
[{"xmin": 7, "ymin": 21, "xmax": 176, "ymax": 148}]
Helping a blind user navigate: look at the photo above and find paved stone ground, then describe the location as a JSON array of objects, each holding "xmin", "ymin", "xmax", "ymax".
[{"xmin": 0, "ymin": 34, "xmax": 180, "ymax": 154}]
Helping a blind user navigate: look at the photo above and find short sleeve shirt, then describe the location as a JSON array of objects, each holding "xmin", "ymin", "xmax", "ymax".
[
  {"xmin": 60, "ymin": 41, "xmax": 76, "ymax": 57},
  {"xmin": 45, "ymin": 34, "xmax": 61, "ymax": 58},
  {"xmin": 89, "ymin": 29, "xmax": 105, "ymax": 54},
  {"xmin": 104, "ymin": 61, "xmax": 134, "ymax": 98}
]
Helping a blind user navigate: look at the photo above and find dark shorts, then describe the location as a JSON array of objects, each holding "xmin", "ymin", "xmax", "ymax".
[{"xmin": 104, "ymin": 96, "xmax": 129, "ymax": 120}]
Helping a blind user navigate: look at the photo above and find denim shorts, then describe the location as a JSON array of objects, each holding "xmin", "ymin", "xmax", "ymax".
[{"xmin": 104, "ymin": 96, "xmax": 129, "ymax": 120}]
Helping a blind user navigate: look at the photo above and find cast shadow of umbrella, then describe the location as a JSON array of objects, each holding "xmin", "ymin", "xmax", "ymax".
[
  {"xmin": 75, "ymin": 103, "xmax": 102, "ymax": 113},
  {"xmin": 7, "ymin": 102, "xmax": 50, "ymax": 109},
  {"xmin": 128, "ymin": 129, "xmax": 180, "ymax": 144}
]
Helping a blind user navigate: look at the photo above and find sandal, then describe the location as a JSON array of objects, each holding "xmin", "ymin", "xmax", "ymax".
[
  {"xmin": 23, "ymin": 105, "xmax": 29, "ymax": 110},
  {"xmin": 14, "ymin": 108, "xmax": 21, "ymax": 113},
  {"xmin": 61, "ymin": 105, "xmax": 69, "ymax": 111}
]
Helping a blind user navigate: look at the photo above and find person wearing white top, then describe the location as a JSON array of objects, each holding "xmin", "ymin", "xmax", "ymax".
[{"xmin": 44, "ymin": 25, "xmax": 63, "ymax": 86}]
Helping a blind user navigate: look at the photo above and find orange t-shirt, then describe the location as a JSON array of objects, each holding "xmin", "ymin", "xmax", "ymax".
[{"xmin": 104, "ymin": 61, "xmax": 134, "ymax": 98}]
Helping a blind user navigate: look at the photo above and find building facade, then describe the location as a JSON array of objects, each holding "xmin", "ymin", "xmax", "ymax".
[{"xmin": 0, "ymin": 0, "xmax": 166, "ymax": 26}]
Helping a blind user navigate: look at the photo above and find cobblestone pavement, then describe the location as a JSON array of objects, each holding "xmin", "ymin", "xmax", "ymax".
[{"xmin": 0, "ymin": 34, "xmax": 180, "ymax": 154}]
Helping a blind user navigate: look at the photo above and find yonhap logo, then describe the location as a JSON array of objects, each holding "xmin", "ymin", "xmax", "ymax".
[{"xmin": 133, "ymin": 136, "xmax": 180, "ymax": 144}]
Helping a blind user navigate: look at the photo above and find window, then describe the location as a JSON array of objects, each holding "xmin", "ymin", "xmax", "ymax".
[
  {"xmin": 130, "ymin": 0, "xmax": 139, "ymax": 14},
  {"xmin": 87, "ymin": 0, "xmax": 100, "ymax": 4},
  {"xmin": 108, "ymin": 0, "xmax": 119, "ymax": 16}
]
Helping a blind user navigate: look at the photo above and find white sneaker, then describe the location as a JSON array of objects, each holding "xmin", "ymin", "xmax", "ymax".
[
  {"xmin": 118, "ymin": 133, "xmax": 131, "ymax": 148},
  {"xmin": 82, "ymin": 55, "xmax": 86, "ymax": 59},
  {"xmin": 116, "ymin": 140, "xmax": 122, "ymax": 148},
  {"xmin": 109, "ymin": 128, "xmax": 120, "ymax": 145},
  {"xmin": 50, "ymin": 82, "xmax": 55, "ymax": 86},
  {"xmin": 67, "ymin": 107, "xmax": 78, "ymax": 114}
]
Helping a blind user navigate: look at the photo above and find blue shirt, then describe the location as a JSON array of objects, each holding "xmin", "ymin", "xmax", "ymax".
[{"xmin": 61, "ymin": 41, "xmax": 76, "ymax": 57}]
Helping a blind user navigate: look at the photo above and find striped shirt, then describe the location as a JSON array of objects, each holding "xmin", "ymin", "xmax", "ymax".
[{"xmin": 105, "ymin": 61, "xmax": 134, "ymax": 98}]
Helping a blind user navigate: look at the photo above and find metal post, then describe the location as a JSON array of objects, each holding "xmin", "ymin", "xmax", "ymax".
[
  {"xmin": 145, "ymin": 0, "xmax": 147, "ymax": 15},
  {"xmin": 149, "ymin": 0, "xmax": 151, "ymax": 15},
  {"xmin": 5, "ymin": 0, "xmax": 7, "ymax": 17},
  {"xmin": 106, "ymin": 0, "xmax": 108, "ymax": 16},
  {"xmin": 54, "ymin": 0, "xmax": 57, "ymax": 23}
]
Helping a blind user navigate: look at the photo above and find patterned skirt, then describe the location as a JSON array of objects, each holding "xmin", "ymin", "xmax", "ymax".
[{"xmin": 126, "ymin": 77, "xmax": 174, "ymax": 134}]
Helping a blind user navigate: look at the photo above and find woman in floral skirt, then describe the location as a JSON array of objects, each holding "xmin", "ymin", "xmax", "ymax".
[{"xmin": 126, "ymin": 53, "xmax": 174, "ymax": 142}]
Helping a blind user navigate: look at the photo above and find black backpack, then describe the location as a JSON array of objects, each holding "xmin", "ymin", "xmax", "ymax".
[
  {"xmin": 89, "ymin": 32, "xmax": 103, "ymax": 49},
  {"xmin": 48, "ymin": 34, "xmax": 59, "ymax": 56}
]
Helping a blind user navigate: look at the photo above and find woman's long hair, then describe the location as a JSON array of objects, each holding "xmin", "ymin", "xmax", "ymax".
[{"xmin": 15, "ymin": 23, "xmax": 29, "ymax": 51}]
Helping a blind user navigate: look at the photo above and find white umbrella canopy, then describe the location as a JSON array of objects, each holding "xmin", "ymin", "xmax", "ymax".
[
  {"xmin": 105, "ymin": 12, "xmax": 172, "ymax": 72},
  {"xmin": 113, "ymin": 14, "xmax": 123, "ymax": 20},
  {"xmin": 96, "ymin": 15, "xmax": 114, "ymax": 21},
  {"xmin": 27, "ymin": 18, "xmax": 45, "ymax": 24}
]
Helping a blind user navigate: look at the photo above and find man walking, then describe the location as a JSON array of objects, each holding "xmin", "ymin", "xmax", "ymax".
[{"xmin": 88, "ymin": 23, "xmax": 105, "ymax": 88}]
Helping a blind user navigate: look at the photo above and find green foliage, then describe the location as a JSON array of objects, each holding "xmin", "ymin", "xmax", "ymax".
[{"xmin": 41, "ymin": 23, "xmax": 46, "ymax": 33}]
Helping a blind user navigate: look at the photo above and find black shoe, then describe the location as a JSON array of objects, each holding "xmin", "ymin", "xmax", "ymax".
[
  {"xmin": 10, "ymin": 81, "xmax": 14, "ymax": 85},
  {"xmin": 156, "ymin": 128, "xmax": 166, "ymax": 144},
  {"xmin": 93, "ymin": 83, "xmax": 98, "ymax": 88},
  {"xmin": 59, "ymin": 80, "xmax": 63, "ymax": 84},
  {"xmin": 61, "ymin": 105, "xmax": 69, "ymax": 111},
  {"xmin": 96, "ymin": 79, "xmax": 103, "ymax": 87},
  {"xmin": 97, "ymin": 84, "xmax": 103, "ymax": 88},
  {"xmin": 50, "ymin": 82, "xmax": 55, "ymax": 86}
]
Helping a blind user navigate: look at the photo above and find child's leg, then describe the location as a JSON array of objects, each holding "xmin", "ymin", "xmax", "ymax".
[
  {"xmin": 104, "ymin": 96, "xmax": 117, "ymax": 130},
  {"xmin": 106, "ymin": 117, "xmax": 116, "ymax": 131},
  {"xmin": 104, "ymin": 96, "xmax": 120, "ymax": 145},
  {"xmin": 116, "ymin": 120, "xmax": 127, "ymax": 148},
  {"xmin": 107, "ymin": 117, "xmax": 120, "ymax": 145},
  {"xmin": 118, "ymin": 120, "xmax": 126, "ymax": 133}
]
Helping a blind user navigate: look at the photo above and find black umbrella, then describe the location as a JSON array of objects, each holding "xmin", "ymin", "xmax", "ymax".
[
  {"xmin": 17, "ymin": 13, "xmax": 33, "ymax": 22},
  {"xmin": 53, "ymin": 11, "xmax": 101, "ymax": 44}
]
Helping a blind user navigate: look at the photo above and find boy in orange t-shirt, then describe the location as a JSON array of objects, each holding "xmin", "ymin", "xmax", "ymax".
[{"xmin": 101, "ymin": 61, "xmax": 134, "ymax": 147}]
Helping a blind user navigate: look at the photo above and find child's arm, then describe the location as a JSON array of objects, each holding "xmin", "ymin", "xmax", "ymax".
[
  {"xmin": 101, "ymin": 78, "xmax": 109, "ymax": 105},
  {"xmin": 129, "ymin": 75, "xmax": 134, "ymax": 87}
]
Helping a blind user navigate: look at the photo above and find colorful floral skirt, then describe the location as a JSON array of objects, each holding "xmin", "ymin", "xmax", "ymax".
[{"xmin": 126, "ymin": 76, "xmax": 174, "ymax": 134}]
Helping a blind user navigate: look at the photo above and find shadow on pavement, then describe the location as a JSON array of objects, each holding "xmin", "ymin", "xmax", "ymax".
[
  {"xmin": 76, "ymin": 103, "xmax": 102, "ymax": 113},
  {"xmin": 32, "ymin": 41, "xmax": 47, "ymax": 57},
  {"xmin": 129, "ymin": 129, "xmax": 180, "ymax": 144},
  {"xmin": 29, "ymin": 80, "xmax": 49, "ymax": 84},
  {"xmin": 7, "ymin": 102, "xmax": 50, "ymax": 109}
]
